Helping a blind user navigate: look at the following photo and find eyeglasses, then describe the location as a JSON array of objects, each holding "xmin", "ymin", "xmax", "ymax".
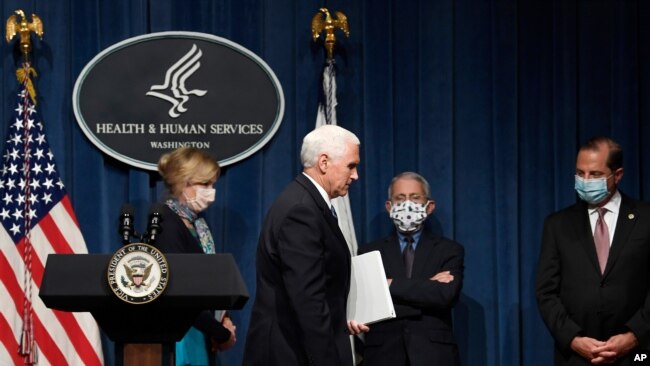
[{"xmin": 391, "ymin": 194, "xmax": 427, "ymax": 204}]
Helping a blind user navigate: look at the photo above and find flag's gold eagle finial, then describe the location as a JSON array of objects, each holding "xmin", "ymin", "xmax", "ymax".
[
  {"xmin": 311, "ymin": 8, "xmax": 349, "ymax": 60},
  {"xmin": 6, "ymin": 9, "xmax": 44, "ymax": 60}
]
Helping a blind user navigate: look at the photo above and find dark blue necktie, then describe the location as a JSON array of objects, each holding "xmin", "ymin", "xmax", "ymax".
[
  {"xmin": 330, "ymin": 204, "xmax": 338, "ymax": 219},
  {"xmin": 403, "ymin": 236, "xmax": 415, "ymax": 278}
]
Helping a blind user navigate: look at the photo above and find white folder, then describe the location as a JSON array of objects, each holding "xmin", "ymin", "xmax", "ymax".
[{"xmin": 347, "ymin": 250, "xmax": 396, "ymax": 325}]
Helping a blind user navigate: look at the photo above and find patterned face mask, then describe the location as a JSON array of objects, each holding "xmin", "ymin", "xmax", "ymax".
[{"xmin": 389, "ymin": 200, "xmax": 428, "ymax": 233}]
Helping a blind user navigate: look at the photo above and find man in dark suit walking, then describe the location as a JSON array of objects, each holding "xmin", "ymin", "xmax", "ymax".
[
  {"xmin": 358, "ymin": 172, "xmax": 464, "ymax": 366},
  {"xmin": 536, "ymin": 137, "xmax": 650, "ymax": 365},
  {"xmin": 243, "ymin": 125, "xmax": 369, "ymax": 366}
]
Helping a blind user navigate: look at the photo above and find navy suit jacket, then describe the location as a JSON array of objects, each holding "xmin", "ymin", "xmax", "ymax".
[
  {"xmin": 243, "ymin": 174, "xmax": 353, "ymax": 366},
  {"xmin": 358, "ymin": 229, "xmax": 464, "ymax": 366},
  {"xmin": 536, "ymin": 194, "xmax": 650, "ymax": 365}
]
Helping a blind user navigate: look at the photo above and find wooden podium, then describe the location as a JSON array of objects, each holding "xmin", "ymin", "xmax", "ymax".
[{"xmin": 39, "ymin": 253, "xmax": 249, "ymax": 366}]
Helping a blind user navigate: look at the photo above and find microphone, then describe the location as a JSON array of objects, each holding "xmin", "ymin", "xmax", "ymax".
[
  {"xmin": 118, "ymin": 203, "xmax": 135, "ymax": 245},
  {"xmin": 145, "ymin": 203, "xmax": 164, "ymax": 244}
]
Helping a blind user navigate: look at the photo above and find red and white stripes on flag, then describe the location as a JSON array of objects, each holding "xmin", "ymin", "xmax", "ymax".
[
  {"xmin": 315, "ymin": 59, "xmax": 359, "ymax": 257},
  {"xmin": 0, "ymin": 64, "xmax": 103, "ymax": 365}
]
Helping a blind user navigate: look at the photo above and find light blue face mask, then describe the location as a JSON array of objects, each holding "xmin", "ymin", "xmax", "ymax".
[{"xmin": 574, "ymin": 175, "xmax": 611, "ymax": 204}]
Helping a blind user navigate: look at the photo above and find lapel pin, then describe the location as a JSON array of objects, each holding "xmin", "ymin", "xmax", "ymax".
[{"xmin": 628, "ymin": 214, "xmax": 635, "ymax": 220}]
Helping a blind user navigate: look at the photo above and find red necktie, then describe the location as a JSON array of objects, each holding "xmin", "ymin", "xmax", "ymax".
[
  {"xmin": 594, "ymin": 207, "xmax": 610, "ymax": 274},
  {"xmin": 403, "ymin": 236, "xmax": 415, "ymax": 278}
]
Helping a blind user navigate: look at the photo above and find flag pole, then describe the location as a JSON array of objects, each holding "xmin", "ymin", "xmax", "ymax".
[
  {"xmin": 311, "ymin": 10, "xmax": 361, "ymax": 364},
  {"xmin": 312, "ymin": 8, "xmax": 361, "ymax": 365},
  {"xmin": 5, "ymin": 9, "xmax": 44, "ymax": 365},
  {"xmin": 311, "ymin": 7, "xmax": 357, "ymax": 257}
]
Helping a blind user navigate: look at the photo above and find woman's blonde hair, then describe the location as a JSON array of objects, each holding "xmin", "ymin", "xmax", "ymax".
[{"xmin": 158, "ymin": 147, "xmax": 220, "ymax": 197}]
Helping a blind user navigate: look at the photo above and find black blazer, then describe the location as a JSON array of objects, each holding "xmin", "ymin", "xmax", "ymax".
[
  {"xmin": 155, "ymin": 204, "xmax": 204, "ymax": 253},
  {"xmin": 536, "ymin": 194, "xmax": 650, "ymax": 365},
  {"xmin": 243, "ymin": 174, "xmax": 353, "ymax": 366},
  {"xmin": 154, "ymin": 205, "xmax": 231, "ymax": 344},
  {"xmin": 358, "ymin": 230, "xmax": 464, "ymax": 366}
]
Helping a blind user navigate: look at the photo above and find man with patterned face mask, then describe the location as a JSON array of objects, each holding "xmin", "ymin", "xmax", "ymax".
[
  {"xmin": 536, "ymin": 137, "xmax": 650, "ymax": 365},
  {"xmin": 357, "ymin": 172, "xmax": 465, "ymax": 366}
]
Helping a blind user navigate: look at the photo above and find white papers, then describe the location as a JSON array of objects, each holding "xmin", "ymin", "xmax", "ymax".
[
  {"xmin": 347, "ymin": 251, "xmax": 396, "ymax": 325},
  {"xmin": 214, "ymin": 310, "xmax": 226, "ymax": 322}
]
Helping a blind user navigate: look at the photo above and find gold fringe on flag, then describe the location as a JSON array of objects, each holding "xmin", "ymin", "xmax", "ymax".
[{"xmin": 16, "ymin": 66, "xmax": 37, "ymax": 105}]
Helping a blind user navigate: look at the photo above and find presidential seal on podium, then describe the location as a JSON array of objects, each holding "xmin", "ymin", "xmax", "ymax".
[{"xmin": 107, "ymin": 243, "xmax": 169, "ymax": 304}]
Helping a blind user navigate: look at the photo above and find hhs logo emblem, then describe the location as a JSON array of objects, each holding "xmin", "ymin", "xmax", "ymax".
[
  {"xmin": 73, "ymin": 31, "xmax": 285, "ymax": 170},
  {"xmin": 146, "ymin": 44, "xmax": 208, "ymax": 118}
]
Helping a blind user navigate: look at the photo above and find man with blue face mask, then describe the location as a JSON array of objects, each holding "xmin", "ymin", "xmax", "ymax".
[
  {"xmin": 357, "ymin": 172, "xmax": 464, "ymax": 366},
  {"xmin": 536, "ymin": 137, "xmax": 650, "ymax": 365}
]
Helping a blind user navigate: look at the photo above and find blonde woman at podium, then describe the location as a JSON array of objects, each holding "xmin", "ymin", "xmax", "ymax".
[{"xmin": 156, "ymin": 147, "xmax": 237, "ymax": 366}]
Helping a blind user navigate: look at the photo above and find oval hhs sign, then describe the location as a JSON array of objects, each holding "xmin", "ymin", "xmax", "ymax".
[{"xmin": 73, "ymin": 31, "xmax": 284, "ymax": 170}]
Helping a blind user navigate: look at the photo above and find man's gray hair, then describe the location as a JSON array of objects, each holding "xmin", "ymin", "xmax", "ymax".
[
  {"xmin": 300, "ymin": 125, "xmax": 360, "ymax": 168},
  {"xmin": 387, "ymin": 172, "xmax": 431, "ymax": 199}
]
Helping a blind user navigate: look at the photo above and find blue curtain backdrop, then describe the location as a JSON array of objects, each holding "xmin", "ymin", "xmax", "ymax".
[{"xmin": 1, "ymin": 0, "xmax": 649, "ymax": 365}]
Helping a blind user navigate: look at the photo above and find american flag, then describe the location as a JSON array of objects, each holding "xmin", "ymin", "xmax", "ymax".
[{"xmin": 0, "ymin": 65, "xmax": 104, "ymax": 365}]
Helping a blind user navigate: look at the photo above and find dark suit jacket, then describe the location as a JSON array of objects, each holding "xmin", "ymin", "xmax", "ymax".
[
  {"xmin": 243, "ymin": 174, "xmax": 353, "ymax": 366},
  {"xmin": 154, "ymin": 205, "xmax": 231, "ymax": 347},
  {"xmin": 155, "ymin": 204, "xmax": 204, "ymax": 253},
  {"xmin": 358, "ymin": 230, "xmax": 464, "ymax": 366},
  {"xmin": 536, "ymin": 194, "xmax": 650, "ymax": 365}
]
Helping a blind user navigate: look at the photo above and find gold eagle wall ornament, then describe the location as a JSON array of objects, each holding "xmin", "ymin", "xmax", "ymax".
[
  {"xmin": 6, "ymin": 9, "xmax": 44, "ymax": 59},
  {"xmin": 6, "ymin": 9, "xmax": 43, "ymax": 104},
  {"xmin": 311, "ymin": 8, "xmax": 349, "ymax": 60}
]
